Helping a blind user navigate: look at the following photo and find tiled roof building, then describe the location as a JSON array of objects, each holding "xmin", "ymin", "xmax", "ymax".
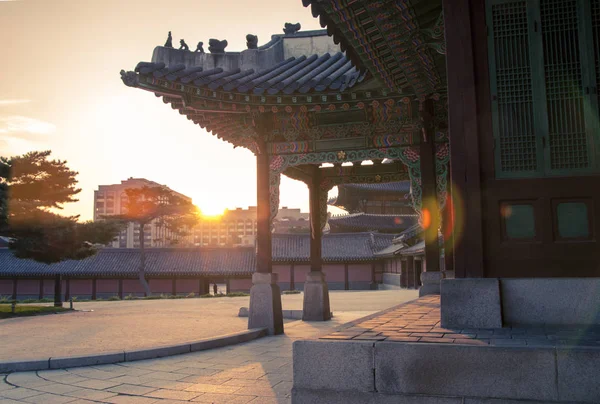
[{"xmin": 0, "ymin": 233, "xmax": 393, "ymax": 279}]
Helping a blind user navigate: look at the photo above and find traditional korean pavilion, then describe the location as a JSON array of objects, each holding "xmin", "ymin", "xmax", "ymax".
[
  {"xmin": 328, "ymin": 180, "xmax": 418, "ymax": 233},
  {"xmin": 121, "ymin": 0, "xmax": 600, "ymax": 353},
  {"xmin": 329, "ymin": 181, "xmax": 414, "ymax": 215},
  {"xmin": 121, "ymin": 17, "xmax": 449, "ymax": 333}
]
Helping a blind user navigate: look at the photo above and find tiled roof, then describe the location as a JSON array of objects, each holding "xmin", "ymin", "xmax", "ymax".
[
  {"xmin": 134, "ymin": 50, "xmax": 365, "ymax": 95},
  {"xmin": 272, "ymin": 232, "xmax": 393, "ymax": 262},
  {"xmin": 0, "ymin": 232, "xmax": 394, "ymax": 277},
  {"xmin": 0, "ymin": 248, "xmax": 256, "ymax": 278},
  {"xmin": 399, "ymin": 241, "xmax": 425, "ymax": 256},
  {"xmin": 329, "ymin": 213, "xmax": 418, "ymax": 233},
  {"xmin": 394, "ymin": 223, "xmax": 423, "ymax": 242},
  {"xmin": 339, "ymin": 182, "xmax": 411, "ymax": 194}
]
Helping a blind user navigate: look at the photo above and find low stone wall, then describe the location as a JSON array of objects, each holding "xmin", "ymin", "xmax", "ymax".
[
  {"xmin": 293, "ymin": 340, "xmax": 600, "ymax": 403},
  {"xmin": 441, "ymin": 278, "xmax": 600, "ymax": 328}
]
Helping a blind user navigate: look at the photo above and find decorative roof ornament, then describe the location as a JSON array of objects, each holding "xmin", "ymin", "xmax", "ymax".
[
  {"xmin": 283, "ymin": 22, "xmax": 301, "ymax": 35},
  {"xmin": 120, "ymin": 70, "xmax": 138, "ymax": 87},
  {"xmin": 208, "ymin": 39, "xmax": 228, "ymax": 53},
  {"xmin": 195, "ymin": 41, "xmax": 204, "ymax": 53},
  {"xmin": 164, "ymin": 31, "xmax": 173, "ymax": 48},
  {"xmin": 179, "ymin": 39, "xmax": 189, "ymax": 51},
  {"xmin": 246, "ymin": 34, "xmax": 258, "ymax": 49}
]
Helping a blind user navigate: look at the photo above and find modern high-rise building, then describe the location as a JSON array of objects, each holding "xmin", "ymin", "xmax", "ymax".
[{"xmin": 93, "ymin": 178, "xmax": 193, "ymax": 248}]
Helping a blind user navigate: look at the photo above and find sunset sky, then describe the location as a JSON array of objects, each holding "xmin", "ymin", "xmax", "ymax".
[{"xmin": 0, "ymin": 0, "xmax": 342, "ymax": 219}]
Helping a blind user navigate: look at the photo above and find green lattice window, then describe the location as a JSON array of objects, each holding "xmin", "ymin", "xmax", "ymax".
[
  {"xmin": 487, "ymin": 0, "xmax": 599, "ymax": 178},
  {"xmin": 592, "ymin": 0, "xmax": 600, "ymax": 126},
  {"xmin": 488, "ymin": 1, "xmax": 540, "ymax": 176}
]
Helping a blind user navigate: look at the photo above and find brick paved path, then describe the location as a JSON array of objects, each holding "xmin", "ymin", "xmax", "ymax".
[
  {"xmin": 0, "ymin": 313, "xmax": 366, "ymax": 404},
  {"xmin": 321, "ymin": 295, "xmax": 600, "ymax": 347}
]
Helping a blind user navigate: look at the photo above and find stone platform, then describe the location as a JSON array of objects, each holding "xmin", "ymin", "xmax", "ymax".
[{"xmin": 292, "ymin": 296, "xmax": 600, "ymax": 403}]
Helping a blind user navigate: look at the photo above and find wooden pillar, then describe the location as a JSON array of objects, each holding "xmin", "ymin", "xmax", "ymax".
[
  {"xmin": 442, "ymin": 186, "xmax": 455, "ymax": 274},
  {"xmin": 344, "ymin": 263, "xmax": 349, "ymax": 290},
  {"xmin": 400, "ymin": 260, "xmax": 408, "ymax": 288},
  {"xmin": 39, "ymin": 279, "xmax": 44, "ymax": 300},
  {"xmin": 12, "ymin": 278, "xmax": 17, "ymax": 301},
  {"xmin": 256, "ymin": 140, "xmax": 272, "ymax": 274},
  {"xmin": 406, "ymin": 256, "xmax": 415, "ymax": 289},
  {"xmin": 442, "ymin": 0, "xmax": 484, "ymax": 278},
  {"xmin": 302, "ymin": 166, "xmax": 330, "ymax": 321},
  {"xmin": 65, "ymin": 279, "xmax": 70, "ymax": 301},
  {"xmin": 226, "ymin": 278, "xmax": 230, "ymax": 295},
  {"xmin": 172, "ymin": 278, "xmax": 177, "ymax": 296},
  {"xmin": 419, "ymin": 98, "xmax": 441, "ymax": 273},
  {"xmin": 290, "ymin": 264, "xmax": 295, "ymax": 290},
  {"xmin": 54, "ymin": 274, "xmax": 63, "ymax": 307},
  {"xmin": 199, "ymin": 278, "xmax": 209, "ymax": 295},
  {"xmin": 118, "ymin": 279, "xmax": 123, "ymax": 299},
  {"xmin": 309, "ymin": 169, "xmax": 323, "ymax": 273},
  {"xmin": 91, "ymin": 278, "xmax": 97, "ymax": 300}
]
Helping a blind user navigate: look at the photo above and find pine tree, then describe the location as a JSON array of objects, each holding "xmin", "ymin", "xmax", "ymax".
[
  {"xmin": 0, "ymin": 151, "xmax": 122, "ymax": 264},
  {"xmin": 112, "ymin": 186, "xmax": 199, "ymax": 295}
]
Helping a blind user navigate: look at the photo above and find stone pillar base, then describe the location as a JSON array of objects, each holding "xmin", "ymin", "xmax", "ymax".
[
  {"xmin": 419, "ymin": 271, "xmax": 445, "ymax": 296},
  {"xmin": 302, "ymin": 271, "xmax": 331, "ymax": 321},
  {"xmin": 248, "ymin": 273, "xmax": 284, "ymax": 335}
]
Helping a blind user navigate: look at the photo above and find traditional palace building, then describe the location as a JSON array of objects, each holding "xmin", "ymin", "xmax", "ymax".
[{"xmin": 94, "ymin": 178, "xmax": 193, "ymax": 248}]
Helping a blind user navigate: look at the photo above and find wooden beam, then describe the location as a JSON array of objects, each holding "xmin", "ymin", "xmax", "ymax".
[{"xmin": 319, "ymin": 162, "xmax": 408, "ymax": 179}]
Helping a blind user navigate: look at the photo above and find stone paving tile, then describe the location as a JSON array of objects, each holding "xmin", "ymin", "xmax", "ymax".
[
  {"xmin": 185, "ymin": 383, "xmax": 242, "ymax": 394},
  {"xmin": 104, "ymin": 396, "xmax": 160, "ymax": 404},
  {"xmin": 320, "ymin": 295, "xmax": 600, "ymax": 347},
  {"xmin": 65, "ymin": 388, "xmax": 119, "ymax": 401},
  {"xmin": 73, "ymin": 378, "xmax": 123, "ymax": 390},
  {"xmin": 108, "ymin": 383, "xmax": 159, "ymax": 396},
  {"xmin": 30, "ymin": 382, "xmax": 83, "ymax": 395},
  {"xmin": 144, "ymin": 387, "xmax": 202, "ymax": 400},
  {"xmin": 191, "ymin": 392, "xmax": 256, "ymax": 403},
  {"xmin": 0, "ymin": 387, "xmax": 44, "ymax": 400},
  {"xmin": 21, "ymin": 392, "xmax": 78, "ymax": 403}
]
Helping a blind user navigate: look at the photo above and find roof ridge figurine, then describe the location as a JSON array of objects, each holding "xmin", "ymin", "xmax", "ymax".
[
  {"xmin": 164, "ymin": 31, "xmax": 173, "ymax": 48},
  {"xmin": 208, "ymin": 39, "xmax": 228, "ymax": 53},
  {"xmin": 179, "ymin": 39, "xmax": 189, "ymax": 51},
  {"xmin": 283, "ymin": 22, "xmax": 301, "ymax": 35},
  {"xmin": 195, "ymin": 41, "xmax": 204, "ymax": 53},
  {"xmin": 246, "ymin": 34, "xmax": 258, "ymax": 50}
]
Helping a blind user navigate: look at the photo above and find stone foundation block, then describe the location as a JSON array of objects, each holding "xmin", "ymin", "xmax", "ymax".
[
  {"xmin": 557, "ymin": 347, "xmax": 600, "ymax": 403},
  {"xmin": 302, "ymin": 271, "xmax": 331, "ymax": 321},
  {"xmin": 441, "ymin": 278, "xmax": 502, "ymax": 329},
  {"xmin": 292, "ymin": 388, "xmax": 462, "ymax": 404},
  {"xmin": 375, "ymin": 343, "xmax": 558, "ymax": 401},
  {"xmin": 419, "ymin": 271, "xmax": 444, "ymax": 296},
  {"xmin": 501, "ymin": 278, "xmax": 600, "ymax": 326},
  {"xmin": 293, "ymin": 340, "xmax": 374, "ymax": 392},
  {"xmin": 248, "ymin": 272, "xmax": 283, "ymax": 335}
]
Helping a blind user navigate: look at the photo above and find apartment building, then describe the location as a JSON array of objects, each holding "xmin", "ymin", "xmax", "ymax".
[{"xmin": 93, "ymin": 178, "xmax": 193, "ymax": 248}]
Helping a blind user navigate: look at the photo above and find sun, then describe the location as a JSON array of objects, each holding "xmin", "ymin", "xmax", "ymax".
[{"xmin": 197, "ymin": 203, "xmax": 225, "ymax": 218}]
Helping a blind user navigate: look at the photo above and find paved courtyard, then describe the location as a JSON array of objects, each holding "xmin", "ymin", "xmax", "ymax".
[
  {"xmin": 0, "ymin": 290, "xmax": 416, "ymax": 361},
  {"xmin": 0, "ymin": 290, "xmax": 418, "ymax": 404}
]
